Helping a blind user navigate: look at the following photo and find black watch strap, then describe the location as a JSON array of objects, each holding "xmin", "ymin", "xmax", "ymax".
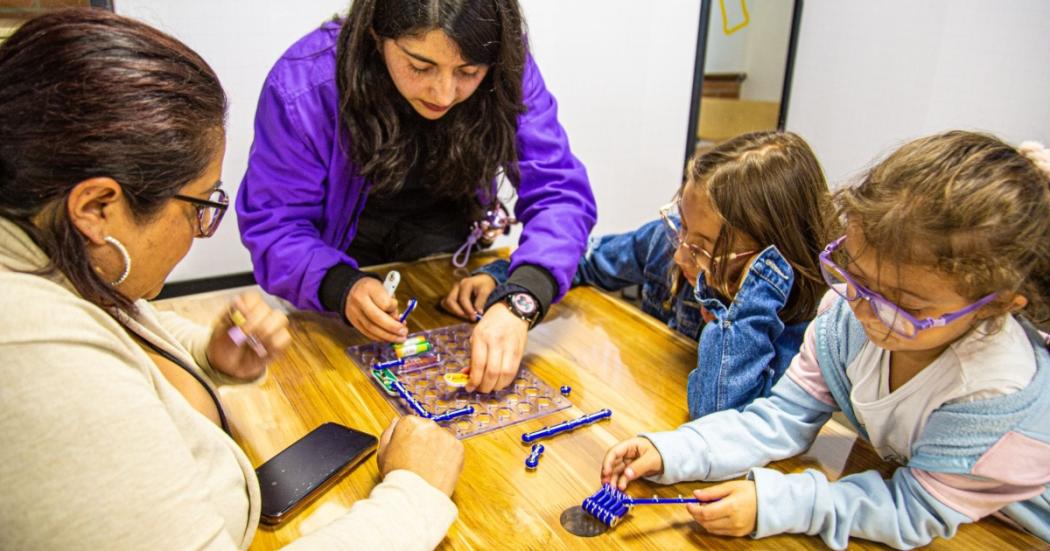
[
  {"xmin": 485, "ymin": 283, "xmax": 539, "ymax": 328},
  {"xmin": 505, "ymin": 292, "xmax": 540, "ymax": 328}
]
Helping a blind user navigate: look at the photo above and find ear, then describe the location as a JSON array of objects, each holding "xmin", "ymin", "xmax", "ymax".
[
  {"xmin": 1007, "ymin": 294, "xmax": 1029, "ymax": 313},
  {"xmin": 66, "ymin": 177, "xmax": 124, "ymax": 246},
  {"xmin": 978, "ymin": 292, "xmax": 1029, "ymax": 321}
]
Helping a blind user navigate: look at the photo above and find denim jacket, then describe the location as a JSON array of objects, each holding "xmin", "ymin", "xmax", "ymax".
[
  {"xmin": 476, "ymin": 219, "xmax": 807, "ymax": 419},
  {"xmin": 477, "ymin": 220, "xmax": 702, "ymax": 338}
]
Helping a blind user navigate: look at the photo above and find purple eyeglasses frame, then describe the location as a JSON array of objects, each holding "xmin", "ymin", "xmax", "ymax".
[{"xmin": 818, "ymin": 235, "xmax": 998, "ymax": 338}]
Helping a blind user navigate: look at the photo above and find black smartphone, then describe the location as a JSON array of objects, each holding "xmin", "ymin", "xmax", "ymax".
[{"xmin": 256, "ymin": 422, "xmax": 378, "ymax": 525}]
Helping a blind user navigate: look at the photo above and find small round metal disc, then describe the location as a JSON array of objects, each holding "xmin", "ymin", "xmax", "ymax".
[{"xmin": 560, "ymin": 505, "xmax": 610, "ymax": 537}]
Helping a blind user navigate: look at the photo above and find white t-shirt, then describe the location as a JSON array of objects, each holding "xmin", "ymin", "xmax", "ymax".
[{"xmin": 847, "ymin": 315, "xmax": 1036, "ymax": 463}]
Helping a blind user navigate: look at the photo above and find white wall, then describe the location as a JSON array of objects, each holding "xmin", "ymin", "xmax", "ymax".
[
  {"xmin": 117, "ymin": 0, "xmax": 348, "ymax": 282},
  {"xmin": 787, "ymin": 0, "xmax": 1050, "ymax": 188},
  {"xmin": 116, "ymin": 0, "xmax": 701, "ymax": 282}
]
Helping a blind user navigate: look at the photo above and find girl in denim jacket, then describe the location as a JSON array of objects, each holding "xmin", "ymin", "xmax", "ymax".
[
  {"xmin": 444, "ymin": 131, "xmax": 832, "ymax": 419},
  {"xmin": 601, "ymin": 132, "xmax": 1050, "ymax": 548}
]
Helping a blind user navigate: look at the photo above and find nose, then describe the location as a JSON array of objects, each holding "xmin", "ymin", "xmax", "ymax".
[
  {"xmin": 849, "ymin": 296, "xmax": 877, "ymax": 323},
  {"xmin": 432, "ymin": 72, "xmax": 456, "ymax": 105},
  {"xmin": 672, "ymin": 244, "xmax": 691, "ymax": 272}
]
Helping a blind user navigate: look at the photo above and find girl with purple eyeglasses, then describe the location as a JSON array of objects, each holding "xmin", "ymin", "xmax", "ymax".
[{"xmin": 599, "ymin": 131, "xmax": 1050, "ymax": 548}]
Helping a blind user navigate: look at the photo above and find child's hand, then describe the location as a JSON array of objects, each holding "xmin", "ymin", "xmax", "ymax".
[
  {"xmin": 208, "ymin": 292, "xmax": 291, "ymax": 380},
  {"xmin": 686, "ymin": 480, "xmax": 757, "ymax": 537},
  {"xmin": 443, "ymin": 273, "xmax": 497, "ymax": 321},
  {"xmin": 600, "ymin": 437, "xmax": 664, "ymax": 490}
]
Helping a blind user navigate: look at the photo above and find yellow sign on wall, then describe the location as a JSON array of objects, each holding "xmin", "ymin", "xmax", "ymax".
[{"xmin": 720, "ymin": 0, "xmax": 750, "ymax": 35}]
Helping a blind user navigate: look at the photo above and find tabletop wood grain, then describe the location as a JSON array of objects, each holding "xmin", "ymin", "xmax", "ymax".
[{"xmin": 153, "ymin": 250, "xmax": 1045, "ymax": 550}]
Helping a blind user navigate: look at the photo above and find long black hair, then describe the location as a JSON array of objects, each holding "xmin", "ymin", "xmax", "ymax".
[
  {"xmin": 0, "ymin": 9, "xmax": 227, "ymax": 312},
  {"xmin": 336, "ymin": 0, "xmax": 526, "ymax": 209}
]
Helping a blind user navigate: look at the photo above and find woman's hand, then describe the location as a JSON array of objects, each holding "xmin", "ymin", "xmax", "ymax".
[
  {"xmin": 345, "ymin": 277, "xmax": 408, "ymax": 342},
  {"xmin": 686, "ymin": 480, "xmax": 757, "ymax": 537},
  {"xmin": 377, "ymin": 415, "xmax": 464, "ymax": 497},
  {"xmin": 207, "ymin": 292, "xmax": 291, "ymax": 380},
  {"xmin": 442, "ymin": 274, "xmax": 497, "ymax": 321},
  {"xmin": 600, "ymin": 436, "xmax": 665, "ymax": 490},
  {"xmin": 465, "ymin": 303, "xmax": 527, "ymax": 393}
]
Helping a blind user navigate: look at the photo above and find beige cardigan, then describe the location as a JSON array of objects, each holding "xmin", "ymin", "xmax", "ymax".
[{"xmin": 0, "ymin": 218, "xmax": 456, "ymax": 550}]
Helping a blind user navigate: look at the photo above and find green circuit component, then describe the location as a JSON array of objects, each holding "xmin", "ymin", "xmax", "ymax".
[{"xmin": 371, "ymin": 367, "xmax": 399, "ymax": 396}]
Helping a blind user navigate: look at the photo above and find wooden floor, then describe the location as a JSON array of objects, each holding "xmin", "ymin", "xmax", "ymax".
[{"xmin": 154, "ymin": 250, "xmax": 1046, "ymax": 550}]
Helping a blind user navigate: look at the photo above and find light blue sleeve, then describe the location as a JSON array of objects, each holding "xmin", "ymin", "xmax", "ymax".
[
  {"xmin": 749, "ymin": 466, "xmax": 971, "ymax": 550},
  {"xmin": 643, "ymin": 376, "xmax": 835, "ymax": 483}
]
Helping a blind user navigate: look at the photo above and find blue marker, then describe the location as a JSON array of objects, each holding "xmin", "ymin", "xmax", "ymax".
[
  {"xmin": 560, "ymin": 385, "xmax": 572, "ymax": 396},
  {"xmin": 398, "ymin": 298, "xmax": 418, "ymax": 324},
  {"xmin": 521, "ymin": 409, "xmax": 611, "ymax": 443},
  {"xmin": 525, "ymin": 444, "xmax": 545, "ymax": 470}
]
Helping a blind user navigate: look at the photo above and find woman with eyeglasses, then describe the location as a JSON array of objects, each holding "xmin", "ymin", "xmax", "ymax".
[
  {"xmin": 449, "ymin": 131, "xmax": 833, "ymax": 420},
  {"xmin": 236, "ymin": 0, "xmax": 597, "ymax": 395},
  {"xmin": 600, "ymin": 132, "xmax": 1050, "ymax": 548},
  {"xmin": 0, "ymin": 10, "xmax": 463, "ymax": 549}
]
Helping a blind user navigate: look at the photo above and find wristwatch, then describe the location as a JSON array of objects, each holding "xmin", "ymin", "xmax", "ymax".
[{"xmin": 504, "ymin": 291, "xmax": 540, "ymax": 328}]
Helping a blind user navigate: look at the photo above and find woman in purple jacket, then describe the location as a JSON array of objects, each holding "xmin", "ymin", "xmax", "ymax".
[{"xmin": 237, "ymin": 0, "xmax": 596, "ymax": 393}]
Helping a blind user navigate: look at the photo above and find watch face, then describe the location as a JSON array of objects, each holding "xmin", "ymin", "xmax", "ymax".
[{"xmin": 510, "ymin": 292, "xmax": 538, "ymax": 316}]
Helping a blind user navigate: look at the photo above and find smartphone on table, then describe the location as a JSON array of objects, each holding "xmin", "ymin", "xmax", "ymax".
[{"xmin": 256, "ymin": 422, "xmax": 378, "ymax": 525}]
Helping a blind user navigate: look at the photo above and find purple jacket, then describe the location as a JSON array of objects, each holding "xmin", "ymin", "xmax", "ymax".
[{"xmin": 236, "ymin": 22, "xmax": 597, "ymax": 311}]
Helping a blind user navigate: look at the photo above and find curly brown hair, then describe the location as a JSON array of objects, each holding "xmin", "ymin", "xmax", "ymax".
[{"xmin": 835, "ymin": 131, "xmax": 1050, "ymax": 324}]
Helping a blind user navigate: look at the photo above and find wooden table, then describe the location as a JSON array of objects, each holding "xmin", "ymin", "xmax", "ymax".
[{"xmin": 154, "ymin": 251, "xmax": 1044, "ymax": 550}]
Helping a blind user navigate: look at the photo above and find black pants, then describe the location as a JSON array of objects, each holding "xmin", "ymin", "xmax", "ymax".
[{"xmin": 347, "ymin": 206, "xmax": 473, "ymax": 267}]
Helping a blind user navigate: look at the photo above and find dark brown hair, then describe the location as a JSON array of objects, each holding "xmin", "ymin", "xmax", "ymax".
[
  {"xmin": 336, "ymin": 0, "xmax": 525, "ymax": 212},
  {"xmin": 0, "ymin": 8, "xmax": 227, "ymax": 312},
  {"xmin": 683, "ymin": 131, "xmax": 833, "ymax": 324},
  {"xmin": 836, "ymin": 131, "xmax": 1050, "ymax": 324}
]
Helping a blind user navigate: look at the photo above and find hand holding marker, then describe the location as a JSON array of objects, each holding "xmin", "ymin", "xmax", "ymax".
[
  {"xmin": 383, "ymin": 270, "xmax": 401, "ymax": 296},
  {"xmin": 227, "ymin": 309, "xmax": 268, "ymax": 357},
  {"xmin": 385, "ymin": 270, "xmax": 418, "ymax": 325}
]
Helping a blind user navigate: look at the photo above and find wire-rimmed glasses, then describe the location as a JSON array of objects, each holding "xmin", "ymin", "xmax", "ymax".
[{"xmin": 658, "ymin": 200, "xmax": 754, "ymax": 268}]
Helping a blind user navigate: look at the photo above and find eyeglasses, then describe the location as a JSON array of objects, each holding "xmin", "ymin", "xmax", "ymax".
[
  {"xmin": 818, "ymin": 235, "xmax": 998, "ymax": 339},
  {"xmin": 173, "ymin": 188, "xmax": 228, "ymax": 238},
  {"xmin": 658, "ymin": 200, "xmax": 754, "ymax": 268}
]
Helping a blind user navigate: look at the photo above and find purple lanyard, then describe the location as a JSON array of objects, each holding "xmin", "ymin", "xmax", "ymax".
[{"xmin": 452, "ymin": 202, "xmax": 517, "ymax": 268}]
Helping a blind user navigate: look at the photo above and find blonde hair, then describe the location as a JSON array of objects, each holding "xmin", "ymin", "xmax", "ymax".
[
  {"xmin": 836, "ymin": 131, "xmax": 1050, "ymax": 323},
  {"xmin": 672, "ymin": 131, "xmax": 834, "ymax": 324}
]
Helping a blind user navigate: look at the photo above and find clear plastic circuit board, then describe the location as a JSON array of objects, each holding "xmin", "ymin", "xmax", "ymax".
[{"xmin": 346, "ymin": 323, "xmax": 571, "ymax": 439}]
